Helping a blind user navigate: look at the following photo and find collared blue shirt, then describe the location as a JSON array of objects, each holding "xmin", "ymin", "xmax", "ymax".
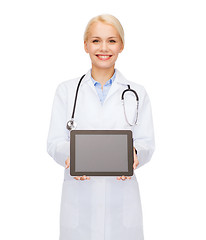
[{"xmin": 90, "ymin": 69, "xmax": 116, "ymax": 104}]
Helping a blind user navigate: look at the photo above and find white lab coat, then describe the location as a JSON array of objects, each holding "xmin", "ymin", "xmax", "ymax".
[{"xmin": 47, "ymin": 68, "xmax": 155, "ymax": 240}]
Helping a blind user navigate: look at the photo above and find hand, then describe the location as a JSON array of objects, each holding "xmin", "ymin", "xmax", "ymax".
[
  {"xmin": 65, "ymin": 157, "xmax": 70, "ymax": 169},
  {"xmin": 116, "ymin": 175, "xmax": 131, "ymax": 180},
  {"xmin": 65, "ymin": 157, "xmax": 90, "ymax": 180},
  {"xmin": 133, "ymin": 146, "xmax": 139, "ymax": 170},
  {"xmin": 116, "ymin": 147, "xmax": 139, "ymax": 180},
  {"xmin": 74, "ymin": 175, "xmax": 90, "ymax": 181}
]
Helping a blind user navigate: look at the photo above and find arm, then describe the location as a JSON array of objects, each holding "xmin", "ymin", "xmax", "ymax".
[
  {"xmin": 47, "ymin": 83, "xmax": 70, "ymax": 167},
  {"xmin": 132, "ymin": 87, "xmax": 155, "ymax": 169}
]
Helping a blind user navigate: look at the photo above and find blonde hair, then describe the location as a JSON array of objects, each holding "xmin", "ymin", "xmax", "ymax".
[{"xmin": 83, "ymin": 14, "xmax": 125, "ymax": 46}]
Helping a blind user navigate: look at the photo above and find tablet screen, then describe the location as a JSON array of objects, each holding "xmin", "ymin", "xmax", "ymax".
[
  {"xmin": 70, "ymin": 130, "xmax": 133, "ymax": 176},
  {"xmin": 75, "ymin": 134, "xmax": 128, "ymax": 172}
]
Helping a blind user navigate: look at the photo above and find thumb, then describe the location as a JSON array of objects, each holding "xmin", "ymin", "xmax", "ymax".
[{"xmin": 65, "ymin": 161, "xmax": 70, "ymax": 169}]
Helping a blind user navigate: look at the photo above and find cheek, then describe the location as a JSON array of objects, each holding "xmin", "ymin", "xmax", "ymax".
[
  {"xmin": 88, "ymin": 44, "xmax": 99, "ymax": 53},
  {"xmin": 111, "ymin": 45, "xmax": 122, "ymax": 54}
]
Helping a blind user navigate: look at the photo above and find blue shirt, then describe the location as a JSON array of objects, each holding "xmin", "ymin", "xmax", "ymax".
[{"xmin": 90, "ymin": 69, "xmax": 116, "ymax": 104}]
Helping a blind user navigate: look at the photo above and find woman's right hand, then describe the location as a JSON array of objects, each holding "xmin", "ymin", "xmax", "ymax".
[
  {"xmin": 65, "ymin": 157, "xmax": 70, "ymax": 169},
  {"xmin": 65, "ymin": 157, "xmax": 90, "ymax": 181},
  {"xmin": 74, "ymin": 175, "xmax": 90, "ymax": 180}
]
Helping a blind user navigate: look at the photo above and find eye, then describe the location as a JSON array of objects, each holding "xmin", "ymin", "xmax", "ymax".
[
  {"xmin": 109, "ymin": 40, "xmax": 116, "ymax": 43},
  {"xmin": 92, "ymin": 39, "xmax": 99, "ymax": 43}
]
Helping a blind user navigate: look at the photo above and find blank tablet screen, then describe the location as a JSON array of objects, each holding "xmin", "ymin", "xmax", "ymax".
[{"xmin": 70, "ymin": 130, "xmax": 134, "ymax": 176}]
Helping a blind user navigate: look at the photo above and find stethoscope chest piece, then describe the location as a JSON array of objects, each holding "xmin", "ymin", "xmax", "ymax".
[{"xmin": 67, "ymin": 118, "xmax": 77, "ymax": 131}]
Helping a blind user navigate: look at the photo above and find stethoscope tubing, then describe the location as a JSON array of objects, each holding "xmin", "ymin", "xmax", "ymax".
[
  {"xmin": 67, "ymin": 74, "xmax": 139, "ymax": 131},
  {"xmin": 121, "ymin": 84, "xmax": 139, "ymax": 101},
  {"xmin": 71, "ymin": 74, "xmax": 86, "ymax": 119}
]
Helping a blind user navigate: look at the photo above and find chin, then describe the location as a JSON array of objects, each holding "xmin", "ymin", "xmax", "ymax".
[{"xmin": 93, "ymin": 62, "xmax": 115, "ymax": 70}]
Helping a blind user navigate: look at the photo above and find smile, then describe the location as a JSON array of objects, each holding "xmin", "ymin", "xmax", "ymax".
[{"xmin": 96, "ymin": 55, "xmax": 112, "ymax": 60}]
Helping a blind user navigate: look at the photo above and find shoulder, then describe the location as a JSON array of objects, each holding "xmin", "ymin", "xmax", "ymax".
[
  {"xmin": 116, "ymin": 69, "xmax": 152, "ymax": 108},
  {"xmin": 54, "ymin": 76, "xmax": 82, "ymax": 98},
  {"xmin": 127, "ymin": 79, "xmax": 147, "ymax": 93},
  {"xmin": 51, "ymin": 77, "xmax": 81, "ymax": 104},
  {"xmin": 57, "ymin": 77, "xmax": 80, "ymax": 89}
]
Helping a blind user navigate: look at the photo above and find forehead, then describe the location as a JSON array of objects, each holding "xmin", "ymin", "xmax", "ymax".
[{"xmin": 88, "ymin": 21, "xmax": 119, "ymax": 38}]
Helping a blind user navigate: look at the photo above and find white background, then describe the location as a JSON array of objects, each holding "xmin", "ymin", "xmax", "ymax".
[{"xmin": 0, "ymin": 0, "xmax": 205, "ymax": 239}]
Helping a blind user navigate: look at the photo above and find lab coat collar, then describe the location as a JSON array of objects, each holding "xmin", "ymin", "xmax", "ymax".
[{"xmin": 80, "ymin": 68, "xmax": 130, "ymax": 86}]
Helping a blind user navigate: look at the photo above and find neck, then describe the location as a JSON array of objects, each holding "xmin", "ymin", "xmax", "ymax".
[{"xmin": 91, "ymin": 65, "xmax": 115, "ymax": 85}]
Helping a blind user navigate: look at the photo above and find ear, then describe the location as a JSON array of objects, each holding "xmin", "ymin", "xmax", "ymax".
[
  {"xmin": 119, "ymin": 43, "xmax": 124, "ymax": 53},
  {"xmin": 84, "ymin": 41, "xmax": 88, "ymax": 53}
]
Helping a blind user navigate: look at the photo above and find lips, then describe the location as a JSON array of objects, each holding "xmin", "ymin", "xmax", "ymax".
[{"xmin": 96, "ymin": 54, "xmax": 112, "ymax": 60}]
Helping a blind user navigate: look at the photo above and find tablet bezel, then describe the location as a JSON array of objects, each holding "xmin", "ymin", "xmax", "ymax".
[{"xmin": 70, "ymin": 130, "xmax": 134, "ymax": 176}]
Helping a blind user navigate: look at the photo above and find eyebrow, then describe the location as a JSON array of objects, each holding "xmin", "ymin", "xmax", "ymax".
[{"xmin": 91, "ymin": 36, "xmax": 118, "ymax": 39}]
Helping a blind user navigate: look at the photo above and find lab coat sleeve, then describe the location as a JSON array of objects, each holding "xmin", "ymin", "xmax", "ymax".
[
  {"xmin": 47, "ymin": 82, "xmax": 70, "ymax": 167},
  {"xmin": 132, "ymin": 87, "xmax": 155, "ymax": 169}
]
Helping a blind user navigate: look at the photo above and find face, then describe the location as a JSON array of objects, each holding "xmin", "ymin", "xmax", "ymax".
[{"xmin": 84, "ymin": 21, "xmax": 124, "ymax": 70}]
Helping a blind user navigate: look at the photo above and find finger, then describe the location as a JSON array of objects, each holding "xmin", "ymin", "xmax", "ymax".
[
  {"xmin": 121, "ymin": 175, "xmax": 126, "ymax": 181},
  {"xmin": 74, "ymin": 176, "xmax": 81, "ymax": 180},
  {"xmin": 133, "ymin": 161, "xmax": 139, "ymax": 169},
  {"xmin": 74, "ymin": 176, "xmax": 90, "ymax": 181},
  {"xmin": 81, "ymin": 175, "xmax": 89, "ymax": 181},
  {"xmin": 83, "ymin": 175, "xmax": 88, "ymax": 180},
  {"xmin": 133, "ymin": 162, "xmax": 137, "ymax": 169},
  {"xmin": 65, "ymin": 163, "xmax": 70, "ymax": 169},
  {"xmin": 65, "ymin": 158, "xmax": 70, "ymax": 169},
  {"xmin": 116, "ymin": 176, "xmax": 121, "ymax": 180},
  {"xmin": 80, "ymin": 176, "xmax": 86, "ymax": 180},
  {"xmin": 123, "ymin": 176, "xmax": 131, "ymax": 180},
  {"xmin": 135, "ymin": 160, "xmax": 139, "ymax": 168}
]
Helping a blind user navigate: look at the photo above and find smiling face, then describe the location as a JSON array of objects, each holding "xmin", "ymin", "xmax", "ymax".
[{"xmin": 84, "ymin": 21, "xmax": 124, "ymax": 71}]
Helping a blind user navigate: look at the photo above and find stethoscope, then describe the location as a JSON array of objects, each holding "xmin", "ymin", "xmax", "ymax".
[{"xmin": 66, "ymin": 74, "xmax": 139, "ymax": 131}]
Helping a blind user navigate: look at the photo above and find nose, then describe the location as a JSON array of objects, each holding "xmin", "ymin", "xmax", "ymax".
[{"xmin": 100, "ymin": 41, "xmax": 109, "ymax": 52}]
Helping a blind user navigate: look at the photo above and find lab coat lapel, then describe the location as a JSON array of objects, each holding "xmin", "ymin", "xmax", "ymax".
[
  {"xmin": 104, "ymin": 69, "xmax": 130, "ymax": 103},
  {"xmin": 80, "ymin": 68, "xmax": 131, "ymax": 104},
  {"xmin": 80, "ymin": 69, "xmax": 100, "ymax": 100}
]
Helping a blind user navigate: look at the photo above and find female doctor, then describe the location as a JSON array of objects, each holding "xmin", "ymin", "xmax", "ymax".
[{"xmin": 47, "ymin": 14, "xmax": 155, "ymax": 240}]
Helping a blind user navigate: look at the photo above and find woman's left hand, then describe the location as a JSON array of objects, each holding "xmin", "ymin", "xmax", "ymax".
[
  {"xmin": 117, "ymin": 147, "xmax": 139, "ymax": 180},
  {"xmin": 116, "ymin": 175, "xmax": 131, "ymax": 180},
  {"xmin": 133, "ymin": 146, "xmax": 139, "ymax": 170}
]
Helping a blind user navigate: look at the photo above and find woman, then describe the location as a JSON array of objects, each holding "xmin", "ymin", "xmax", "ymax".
[{"xmin": 47, "ymin": 14, "xmax": 155, "ymax": 240}]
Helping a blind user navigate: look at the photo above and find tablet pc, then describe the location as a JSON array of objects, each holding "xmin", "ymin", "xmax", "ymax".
[{"xmin": 70, "ymin": 130, "xmax": 134, "ymax": 176}]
